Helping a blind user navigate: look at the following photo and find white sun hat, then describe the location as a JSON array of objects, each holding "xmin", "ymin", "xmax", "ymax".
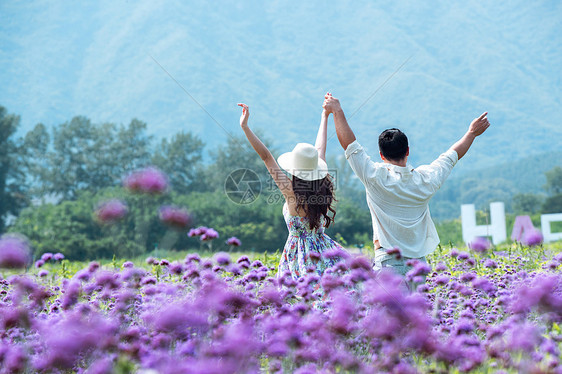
[{"xmin": 277, "ymin": 143, "xmax": 328, "ymax": 181}]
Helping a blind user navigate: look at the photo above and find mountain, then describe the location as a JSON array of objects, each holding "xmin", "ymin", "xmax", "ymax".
[{"xmin": 1, "ymin": 0, "xmax": 561, "ymax": 177}]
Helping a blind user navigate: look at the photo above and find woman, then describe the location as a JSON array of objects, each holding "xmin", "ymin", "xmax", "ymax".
[{"xmin": 238, "ymin": 98, "xmax": 347, "ymax": 286}]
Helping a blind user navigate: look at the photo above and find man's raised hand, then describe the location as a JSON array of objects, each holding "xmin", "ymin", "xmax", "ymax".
[
  {"xmin": 238, "ymin": 103, "xmax": 249, "ymax": 128},
  {"xmin": 469, "ymin": 112, "xmax": 490, "ymax": 137},
  {"xmin": 451, "ymin": 112, "xmax": 491, "ymax": 160},
  {"xmin": 323, "ymin": 93, "xmax": 342, "ymax": 114}
]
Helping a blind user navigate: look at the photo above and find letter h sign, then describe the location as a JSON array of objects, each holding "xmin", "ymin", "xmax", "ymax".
[{"xmin": 461, "ymin": 202, "xmax": 507, "ymax": 245}]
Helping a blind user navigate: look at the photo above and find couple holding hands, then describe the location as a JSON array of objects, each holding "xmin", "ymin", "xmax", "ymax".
[{"xmin": 238, "ymin": 93, "xmax": 490, "ymax": 283}]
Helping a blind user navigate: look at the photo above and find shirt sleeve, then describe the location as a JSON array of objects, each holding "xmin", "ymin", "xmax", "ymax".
[
  {"xmin": 344, "ymin": 140, "xmax": 380, "ymax": 186},
  {"xmin": 421, "ymin": 148, "xmax": 458, "ymax": 191}
]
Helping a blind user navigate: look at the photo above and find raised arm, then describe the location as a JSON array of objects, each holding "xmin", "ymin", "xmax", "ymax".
[
  {"xmin": 314, "ymin": 107, "xmax": 329, "ymax": 162},
  {"xmin": 323, "ymin": 93, "xmax": 356, "ymax": 151},
  {"xmin": 238, "ymin": 103, "xmax": 292, "ymax": 198},
  {"xmin": 451, "ymin": 112, "xmax": 490, "ymax": 160}
]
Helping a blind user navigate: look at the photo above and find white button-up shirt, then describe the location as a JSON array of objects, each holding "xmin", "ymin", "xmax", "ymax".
[{"xmin": 345, "ymin": 140, "xmax": 458, "ymax": 258}]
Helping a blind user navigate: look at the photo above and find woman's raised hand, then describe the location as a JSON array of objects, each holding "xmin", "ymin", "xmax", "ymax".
[
  {"xmin": 238, "ymin": 103, "xmax": 249, "ymax": 128},
  {"xmin": 321, "ymin": 93, "xmax": 332, "ymax": 118}
]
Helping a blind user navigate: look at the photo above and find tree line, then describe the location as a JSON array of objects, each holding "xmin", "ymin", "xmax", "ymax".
[
  {"xmin": 1, "ymin": 106, "xmax": 371, "ymax": 260},
  {"xmin": 2, "ymin": 105, "xmax": 561, "ymax": 260}
]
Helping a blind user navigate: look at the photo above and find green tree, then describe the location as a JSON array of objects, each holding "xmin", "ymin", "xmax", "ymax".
[
  {"xmin": 21, "ymin": 123, "xmax": 50, "ymax": 198},
  {"xmin": 36, "ymin": 117, "xmax": 153, "ymax": 200},
  {"xmin": 0, "ymin": 106, "xmax": 28, "ymax": 232},
  {"xmin": 151, "ymin": 131, "xmax": 205, "ymax": 194},
  {"xmin": 9, "ymin": 186, "xmax": 287, "ymax": 259},
  {"xmin": 512, "ymin": 193, "xmax": 544, "ymax": 215},
  {"xmin": 10, "ymin": 188, "xmax": 173, "ymax": 260},
  {"xmin": 326, "ymin": 153, "xmax": 366, "ymax": 207},
  {"xmin": 325, "ymin": 196, "xmax": 371, "ymax": 247},
  {"xmin": 44, "ymin": 116, "xmax": 102, "ymax": 199},
  {"xmin": 86, "ymin": 119, "xmax": 153, "ymax": 191},
  {"xmin": 435, "ymin": 218, "xmax": 463, "ymax": 247},
  {"xmin": 206, "ymin": 133, "xmax": 275, "ymax": 193},
  {"xmin": 459, "ymin": 177, "xmax": 516, "ymax": 211},
  {"xmin": 177, "ymin": 190, "xmax": 287, "ymax": 251},
  {"xmin": 114, "ymin": 119, "xmax": 153, "ymax": 172},
  {"xmin": 544, "ymin": 166, "xmax": 562, "ymax": 195},
  {"xmin": 542, "ymin": 194, "xmax": 562, "ymax": 214}
]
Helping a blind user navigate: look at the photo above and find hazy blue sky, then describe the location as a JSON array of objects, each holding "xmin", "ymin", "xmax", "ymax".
[{"xmin": 1, "ymin": 1, "xmax": 561, "ymax": 169}]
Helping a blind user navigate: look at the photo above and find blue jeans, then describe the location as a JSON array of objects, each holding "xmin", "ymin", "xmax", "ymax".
[{"xmin": 372, "ymin": 249, "xmax": 427, "ymax": 290}]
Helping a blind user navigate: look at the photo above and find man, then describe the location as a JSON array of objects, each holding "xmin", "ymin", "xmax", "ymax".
[{"xmin": 322, "ymin": 93, "xmax": 490, "ymax": 276}]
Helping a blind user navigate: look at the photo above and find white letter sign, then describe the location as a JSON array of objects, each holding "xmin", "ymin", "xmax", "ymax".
[
  {"xmin": 541, "ymin": 214, "xmax": 562, "ymax": 243},
  {"xmin": 461, "ymin": 202, "xmax": 507, "ymax": 245},
  {"xmin": 511, "ymin": 215, "xmax": 536, "ymax": 242}
]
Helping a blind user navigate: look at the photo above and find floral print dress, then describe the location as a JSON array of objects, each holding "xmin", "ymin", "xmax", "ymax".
[{"xmin": 278, "ymin": 202, "xmax": 346, "ymax": 282}]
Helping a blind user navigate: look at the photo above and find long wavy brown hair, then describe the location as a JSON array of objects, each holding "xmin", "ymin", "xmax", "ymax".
[{"xmin": 291, "ymin": 174, "xmax": 336, "ymax": 231}]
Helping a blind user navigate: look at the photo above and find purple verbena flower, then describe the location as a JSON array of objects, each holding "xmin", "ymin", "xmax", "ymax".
[
  {"xmin": 159, "ymin": 205, "xmax": 193, "ymax": 229},
  {"xmin": 87, "ymin": 358, "xmax": 113, "ymax": 374},
  {"xmin": 505, "ymin": 322, "xmax": 541, "ymax": 353},
  {"xmin": 226, "ymin": 237, "xmax": 242, "ymax": 247},
  {"xmin": 483, "ymin": 259, "xmax": 498, "ymax": 268},
  {"xmin": 417, "ymin": 284, "xmax": 430, "ymax": 292},
  {"xmin": 457, "ymin": 251, "xmax": 470, "ymax": 260},
  {"xmin": 435, "ymin": 262, "xmax": 448, "ymax": 272},
  {"xmin": 469, "ymin": 237, "xmax": 491, "ymax": 253},
  {"xmin": 348, "ymin": 255, "xmax": 372, "ymax": 271},
  {"xmin": 434, "ymin": 275, "xmax": 450, "ymax": 285},
  {"xmin": 3, "ymin": 345, "xmax": 27, "ymax": 373},
  {"xmin": 61, "ymin": 281, "xmax": 81, "ymax": 310},
  {"xmin": 386, "ymin": 247, "xmax": 402, "ymax": 259},
  {"xmin": 185, "ymin": 253, "xmax": 201, "ymax": 263},
  {"xmin": 510, "ymin": 274, "xmax": 562, "ymax": 316},
  {"xmin": 214, "ymin": 252, "xmax": 231, "ymax": 266},
  {"xmin": 523, "ymin": 229, "xmax": 543, "ymax": 247},
  {"xmin": 160, "ymin": 259, "xmax": 170, "ymax": 266},
  {"xmin": 168, "ymin": 261, "xmax": 184, "ymax": 275},
  {"xmin": 95, "ymin": 270, "xmax": 121, "ymax": 291},
  {"xmin": 460, "ymin": 272, "xmax": 476, "ymax": 282},
  {"xmin": 200, "ymin": 228, "xmax": 219, "ymax": 241},
  {"xmin": 455, "ymin": 319, "xmax": 474, "ymax": 334},
  {"xmin": 88, "ymin": 261, "xmax": 100, "ymax": 273},
  {"xmin": 307, "ymin": 252, "xmax": 321, "ymax": 262},
  {"xmin": 123, "ymin": 167, "xmax": 168, "ymax": 194},
  {"xmin": 0, "ymin": 235, "xmax": 32, "ymax": 269},
  {"xmin": 94, "ymin": 199, "xmax": 128, "ymax": 223},
  {"xmin": 322, "ymin": 248, "xmax": 350, "ymax": 261},
  {"xmin": 40, "ymin": 253, "xmax": 53, "ymax": 262},
  {"xmin": 74, "ymin": 269, "xmax": 90, "ymax": 282},
  {"xmin": 472, "ymin": 277, "xmax": 496, "ymax": 295},
  {"xmin": 188, "ymin": 226, "xmax": 208, "ymax": 237},
  {"xmin": 407, "ymin": 261, "xmax": 432, "ymax": 278}
]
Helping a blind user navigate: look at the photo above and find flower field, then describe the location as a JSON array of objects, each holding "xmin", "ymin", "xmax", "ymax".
[
  {"xmin": 1, "ymin": 238, "xmax": 561, "ymax": 373},
  {"xmin": 1, "ymin": 167, "xmax": 561, "ymax": 373}
]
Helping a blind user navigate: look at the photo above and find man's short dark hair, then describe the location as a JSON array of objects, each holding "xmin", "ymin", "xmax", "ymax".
[{"xmin": 378, "ymin": 128, "xmax": 408, "ymax": 161}]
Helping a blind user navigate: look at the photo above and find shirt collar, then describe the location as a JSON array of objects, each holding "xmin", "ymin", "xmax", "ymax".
[{"xmin": 383, "ymin": 163, "xmax": 415, "ymax": 173}]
